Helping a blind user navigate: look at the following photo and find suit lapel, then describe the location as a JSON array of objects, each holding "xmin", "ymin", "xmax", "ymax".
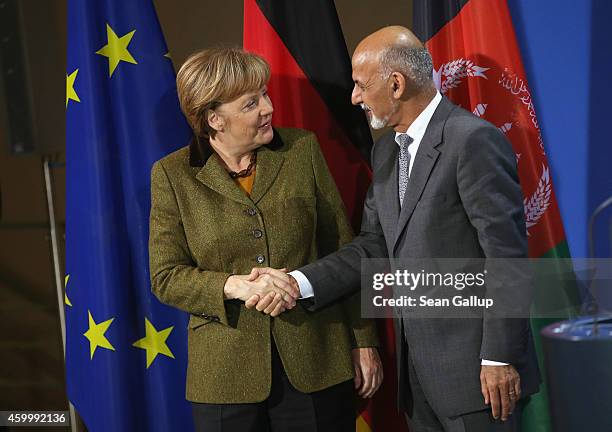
[
  {"xmin": 392, "ymin": 97, "xmax": 454, "ymax": 253},
  {"xmin": 393, "ymin": 146, "xmax": 440, "ymax": 250},
  {"xmin": 374, "ymin": 134, "xmax": 401, "ymax": 243}
]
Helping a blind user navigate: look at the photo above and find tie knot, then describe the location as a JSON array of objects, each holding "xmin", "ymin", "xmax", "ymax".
[{"xmin": 397, "ymin": 133, "xmax": 413, "ymax": 150}]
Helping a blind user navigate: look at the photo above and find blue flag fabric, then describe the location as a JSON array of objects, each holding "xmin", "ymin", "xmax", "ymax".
[{"xmin": 66, "ymin": 1, "xmax": 194, "ymax": 430}]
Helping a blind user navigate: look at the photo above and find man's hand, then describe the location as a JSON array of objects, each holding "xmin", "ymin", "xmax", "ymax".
[
  {"xmin": 224, "ymin": 271, "xmax": 298, "ymax": 317},
  {"xmin": 480, "ymin": 364, "xmax": 521, "ymax": 422},
  {"xmin": 244, "ymin": 268, "xmax": 300, "ymax": 316},
  {"xmin": 247, "ymin": 267, "xmax": 294, "ymax": 285},
  {"xmin": 352, "ymin": 348, "xmax": 383, "ymax": 398}
]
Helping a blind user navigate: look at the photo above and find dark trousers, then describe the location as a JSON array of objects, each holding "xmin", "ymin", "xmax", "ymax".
[
  {"xmin": 405, "ymin": 351, "xmax": 522, "ymax": 432},
  {"xmin": 192, "ymin": 341, "xmax": 355, "ymax": 432}
]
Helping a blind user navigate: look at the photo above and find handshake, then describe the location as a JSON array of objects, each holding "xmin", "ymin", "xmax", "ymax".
[{"xmin": 223, "ymin": 268, "xmax": 301, "ymax": 317}]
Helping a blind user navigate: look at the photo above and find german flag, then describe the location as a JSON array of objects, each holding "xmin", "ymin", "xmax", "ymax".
[
  {"xmin": 243, "ymin": 0, "xmax": 372, "ymax": 227},
  {"xmin": 244, "ymin": 1, "xmax": 409, "ymax": 431},
  {"xmin": 413, "ymin": 1, "xmax": 578, "ymax": 431}
]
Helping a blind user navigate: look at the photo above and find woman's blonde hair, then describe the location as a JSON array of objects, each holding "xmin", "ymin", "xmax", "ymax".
[{"xmin": 176, "ymin": 48, "xmax": 270, "ymax": 138}]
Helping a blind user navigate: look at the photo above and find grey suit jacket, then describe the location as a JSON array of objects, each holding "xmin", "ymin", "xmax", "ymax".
[{"xmin": 300, "ymin": 96, "xmax": 541, "ymax": 417}]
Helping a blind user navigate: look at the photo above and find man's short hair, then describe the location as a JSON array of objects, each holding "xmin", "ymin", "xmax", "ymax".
[{"xmin": 379, "ymin": 45, "xmax": 433, "ymax": 89}]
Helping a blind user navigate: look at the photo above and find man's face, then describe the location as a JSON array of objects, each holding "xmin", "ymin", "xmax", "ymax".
[{"xmin": 351, "ymin": 55, "xmax": 396, "ymax": 130}]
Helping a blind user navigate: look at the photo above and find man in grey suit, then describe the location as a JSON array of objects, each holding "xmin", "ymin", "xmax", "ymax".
[{"xmin": 249, "ymin": 26, "xmax": 540, "ymax": 432}]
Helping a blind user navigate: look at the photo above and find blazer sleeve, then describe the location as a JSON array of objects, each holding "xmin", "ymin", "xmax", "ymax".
[
  {"xmin": 149, "ymin": 160, "xmax": 231, "ymax": 326},
  {"xmin": 299, "ymin": 135, "xmax": 388, "ymax": 310},
  {"xmin": 456, "ymin": 124, "xmax": 531, "ymax": 364},
  {"xmin": 308, "ymin": 135, "xmax": 379, "ymax": 348}
]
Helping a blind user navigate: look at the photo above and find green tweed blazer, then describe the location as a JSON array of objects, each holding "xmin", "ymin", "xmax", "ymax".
[{"xmin": 149, "ymin": 127, "xmax": 378, "ymax": 403}]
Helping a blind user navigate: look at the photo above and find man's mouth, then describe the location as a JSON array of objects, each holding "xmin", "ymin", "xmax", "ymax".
[{"xmin": 259, "ymin": 120, "xmax": 272, "ymax": 129}]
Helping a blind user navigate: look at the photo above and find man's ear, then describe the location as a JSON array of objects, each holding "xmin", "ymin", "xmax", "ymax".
[
  {"xmin": 207, "ymin": 109, "xmax": 224, "ymax": 133},
  {"xmin": 390, "ymin": 72, "xmax": 406, "ymax": 100}
]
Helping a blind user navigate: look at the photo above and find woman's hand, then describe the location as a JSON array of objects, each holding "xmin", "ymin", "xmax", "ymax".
[
  {"xmin": 224, "ymin": 272, "xmax": 298, "ymax": 317},
  {"xmin": 352, "ymin": 347, "xmax": 384, "ymax": 398},
  {"xmin": 244, "ymin": 268, "xmax": 301, "ymax": 315}
]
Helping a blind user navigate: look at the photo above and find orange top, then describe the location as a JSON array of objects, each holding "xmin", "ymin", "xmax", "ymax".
[{"xmin": 234, "ymin": 167, "xmax": 256, "ymax": 196}]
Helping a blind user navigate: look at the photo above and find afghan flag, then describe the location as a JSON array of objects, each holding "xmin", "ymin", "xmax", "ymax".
[
  {"xmin": 244, "ymin": 1, "xmax": 409, "ymax": 431},
  {"xmin": 413, "ymin": 0, "xmax": 579, "ymax": 431}
]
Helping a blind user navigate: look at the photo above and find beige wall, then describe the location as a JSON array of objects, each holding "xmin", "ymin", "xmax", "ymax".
[
  {"xmin": 155, "ymin": 1, "xmax": 412, "ymax": 138},
  {"xmin": 156, "ymin": 1, "xmax": 411, "ymax": 68}
]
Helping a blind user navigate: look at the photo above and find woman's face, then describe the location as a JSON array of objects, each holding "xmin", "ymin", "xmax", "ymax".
[{"xmin": 211, "ymin": 86, "xmax": 274, "ymax": 150}]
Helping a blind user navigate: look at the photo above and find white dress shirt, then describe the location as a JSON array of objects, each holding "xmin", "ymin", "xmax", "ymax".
[
  {"xmin": 395, "ymin": 90, "xmax": 442, "ymax": 177},
  {"xmin": 290, "ymin": 91, "xmax": 507, "ymax": 366}
]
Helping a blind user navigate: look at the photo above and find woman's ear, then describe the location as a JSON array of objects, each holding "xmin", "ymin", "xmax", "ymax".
[{"xmin": 207, "ymin": 109, "xmax": 224, "ymax": 133}]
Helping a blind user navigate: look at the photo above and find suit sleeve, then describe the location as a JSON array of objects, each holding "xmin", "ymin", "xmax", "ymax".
[
  {"xmin": 456, "ymin": 124, "xmax": 530, "ymax": 364},
  {"xmin": 149, "ymin": 160, "xmax": 231, "ymax": 325},
  {"xmin": 300, "ymin": 137, "xmax": 388, "ymax": 311},
  {"xmin": 307, "ymin": 135, "xmax": 379, "ymax": 348}
]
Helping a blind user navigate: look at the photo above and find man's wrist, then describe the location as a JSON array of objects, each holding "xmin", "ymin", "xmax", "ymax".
[
  {"xmin": 481, "ymin": 359, "xmax": 510, "ymax": 366},
  {"xmin": 288, "ymin": 270, "xmax": 314, "ymax": 298},
  {"xmin": 287, "ymin": 275, "xmax": 299, "ymax": 297}
]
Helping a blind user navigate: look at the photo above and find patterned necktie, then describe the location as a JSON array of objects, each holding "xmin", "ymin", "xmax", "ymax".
[{"xmin": 397, "ymin": 133, "xmax": 413, "ymax": 207}]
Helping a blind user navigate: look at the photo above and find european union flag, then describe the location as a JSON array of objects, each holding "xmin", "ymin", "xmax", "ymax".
[{"xmin": 66, "ymin": 0, "xmax": 193, "ymax": 430}]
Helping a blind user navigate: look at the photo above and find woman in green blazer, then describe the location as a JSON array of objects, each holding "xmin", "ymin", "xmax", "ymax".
[{"xmin": 149, "ymin": 48, "xmax": 382, "ymax": 432}]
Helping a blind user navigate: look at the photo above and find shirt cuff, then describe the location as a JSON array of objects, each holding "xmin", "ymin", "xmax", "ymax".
[
  {"xmin": 481, "ymin": 359, "xmax": 509, "ymax": 366},
  {"xmin": 288, "ymin": 270, "xmax": 314, "ymax": 299}
]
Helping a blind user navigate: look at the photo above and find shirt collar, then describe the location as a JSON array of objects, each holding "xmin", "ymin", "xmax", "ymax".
[{"xmin": 395, "ymin": 91, "xmax": 442, "ymax": 145}]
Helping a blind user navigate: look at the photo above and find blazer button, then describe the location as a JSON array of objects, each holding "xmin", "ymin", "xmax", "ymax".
[
  {"xmin": 256, "ymin": 255, "xmax": 265, "ymax": 264},
  {"xmin": 246, "ymin": 208, "xmax": 257, "ymax": 216},
  {"xmin": 253, "ymin": 229, "xmax": 263, "ymax": 239}
]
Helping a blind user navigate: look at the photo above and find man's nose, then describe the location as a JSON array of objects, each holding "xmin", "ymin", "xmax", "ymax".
[{"xmin": 351, "ymin": 85, "xmax": 361, "ymax": 106}]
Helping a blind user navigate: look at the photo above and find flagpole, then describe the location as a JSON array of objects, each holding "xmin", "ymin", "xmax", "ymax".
[
  {"xmin": 42, "ymin": 155, "xmax": 78, "ymax": 432},
  {"xmin": 43, "ymin": 156, "xmax": 65, "ymax": 353}
]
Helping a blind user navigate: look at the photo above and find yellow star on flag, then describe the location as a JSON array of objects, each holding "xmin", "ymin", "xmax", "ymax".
[
  {"xmin": 66, "ymin": 69, "xmax": 80, "ymax": 108},
  {"xmin": 84, "ymin": 310, "xmax": 115, "ymax": 359},
  {"xmin": 64, "ymin": 274, "xmax": 72, "ymax": 307},
  {"xmin": 132, "ymin": 318, "xmax": 175, "ymax": 368},
  {"xmin": 96, "ymin": 24, "xmax": 137, "ymax": 77}
]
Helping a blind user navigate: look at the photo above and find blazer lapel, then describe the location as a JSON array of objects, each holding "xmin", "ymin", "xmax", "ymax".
[
  {"xmin": 248, "ymin": 131, "xmax": 285, "ymax": 204},
  {"xmin": 250, "ymin": 144, "xmax": 284, "ymax": 204},
  {"xmin": 190, "ymin": 130, "xmax": 285, "ymax": 205},
  {"xmin": 195, "ymin": 154, "xmax": 251, "ymax": 205},
  {"xmin": 392, "ymin": 97, "xmax": 454, "ymax": 253}
]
